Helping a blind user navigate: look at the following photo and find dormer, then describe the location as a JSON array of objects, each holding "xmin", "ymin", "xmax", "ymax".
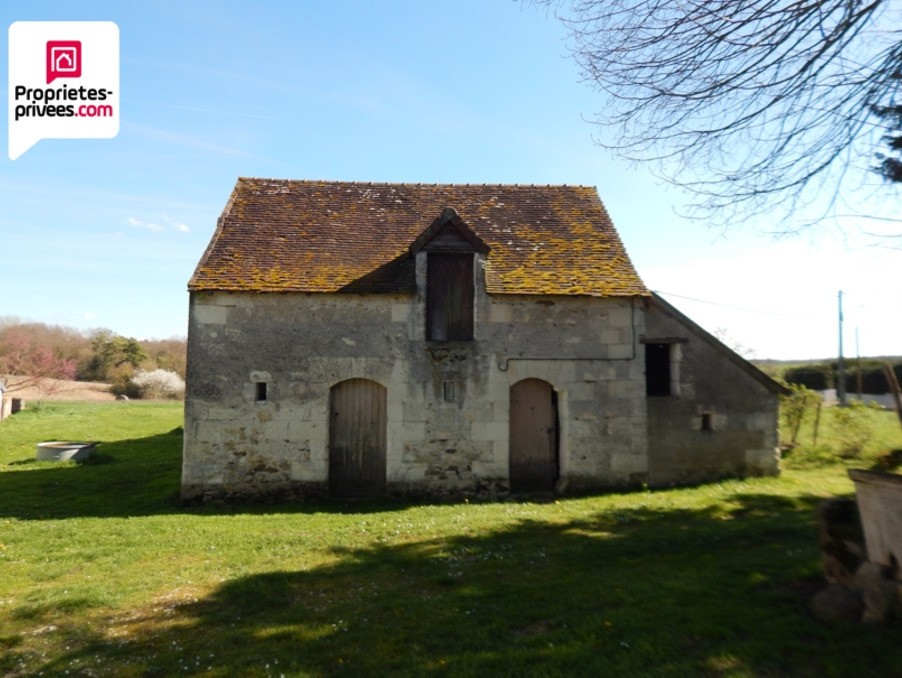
[{"xmin": 411, "ymin": 208, "xmax": 489, "ymax": 342}]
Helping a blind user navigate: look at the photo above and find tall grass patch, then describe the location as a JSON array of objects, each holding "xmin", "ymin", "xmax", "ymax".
[{"xmin": 782, "ymin": 400, "xmax": 902, "ymax": 469}]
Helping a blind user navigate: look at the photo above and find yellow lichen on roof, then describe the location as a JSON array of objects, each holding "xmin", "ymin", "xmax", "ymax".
[{"xmin": 189, "ymin": 179, "xmax": 650, "ymax": 297}]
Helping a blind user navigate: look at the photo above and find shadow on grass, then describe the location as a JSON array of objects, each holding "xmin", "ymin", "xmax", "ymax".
[
  {"xmin": 12, "ymin": 493, "xmax": 902, "ymax": 677},
  {"xmin": 0, "ymin": 427, "xmax": 515, "ymax": 521},
  {"xmin": 0, "ymin": 427, "xmax": 617, "ymax": 521},
  {"xmin": 0, "ymin": 428, "xmax": 185, "ymax": 519}
]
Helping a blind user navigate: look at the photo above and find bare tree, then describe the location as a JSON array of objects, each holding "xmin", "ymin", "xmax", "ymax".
[{"xmin": 544, "ymin": 0, "xmax": 902, "ymax": 227}]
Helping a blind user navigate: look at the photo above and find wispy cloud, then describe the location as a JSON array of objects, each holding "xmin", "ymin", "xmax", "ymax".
[
  {"xmin": 163, "ymin": 214, "xmax": 191, "ymax": 233},
  {"xmin": 133, "ymin": 100, "xmax": 280, "ymax": 121},
  {"xmin": 126, "ymin": 215, "xmax": 190, "ymax": 234},
  {"xmin": 127, "ymin": 216, "xmax": 165, "ymax": 232},
  {"xmin": 124, "ymin": 122, "xmax": 259, "ymax": 158}
]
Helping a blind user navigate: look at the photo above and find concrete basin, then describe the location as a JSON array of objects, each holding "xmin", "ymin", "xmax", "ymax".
[{"xmin": 35, "ymin": 441, "xmax": 95, "ymax": 462}]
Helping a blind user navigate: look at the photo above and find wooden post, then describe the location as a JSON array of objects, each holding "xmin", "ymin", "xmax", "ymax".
[
  {"xmin": 837, "ymin": 291, "xmax": 846, "ymax": 407},
  {"xmin": 812, "ymin": 398, "xmax": 823, "ymax": 445},
  {"xmin": 883, "ymin": 363, "xmax": 902, "ymax": 432}
]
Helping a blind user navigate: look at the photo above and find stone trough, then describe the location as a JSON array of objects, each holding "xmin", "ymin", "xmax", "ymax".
[
  {"xmin": 35, "ymin": 441, "xmax": 95, "ymax": 462},
  {"xmin": 849, "ymin": 469, "xmax": 902, "ymax": 576}
]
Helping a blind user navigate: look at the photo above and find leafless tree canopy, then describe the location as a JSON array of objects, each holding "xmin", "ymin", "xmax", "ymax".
[{"xmin": 549, "ymin": 0, "xmax": 902, "ymax": 225}]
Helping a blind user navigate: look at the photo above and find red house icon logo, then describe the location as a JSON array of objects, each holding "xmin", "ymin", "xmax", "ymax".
[{"xmin": 46, "ymin": 40, "xmax": 82, "ymax": 83}]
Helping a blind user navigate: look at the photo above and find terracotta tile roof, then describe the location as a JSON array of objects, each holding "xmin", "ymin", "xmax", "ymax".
[{"xmin": 189, "ymin": 178, "xmax": 650, "ymax": 297}]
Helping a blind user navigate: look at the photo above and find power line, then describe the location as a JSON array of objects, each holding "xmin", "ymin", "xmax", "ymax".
[{"xmin": 652, "ymin": 289, "xmax": 832, "ymax": 322}]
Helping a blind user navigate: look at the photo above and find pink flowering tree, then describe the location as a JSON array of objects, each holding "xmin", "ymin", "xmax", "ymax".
[{"xmin": 0, "ymin": 328, "xmax": 77, "ymax": 404}]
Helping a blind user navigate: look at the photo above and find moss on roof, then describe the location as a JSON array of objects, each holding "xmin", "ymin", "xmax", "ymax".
[{"xmin": 189, "ymin": 178, "xmax": 650, "ymax": 297}]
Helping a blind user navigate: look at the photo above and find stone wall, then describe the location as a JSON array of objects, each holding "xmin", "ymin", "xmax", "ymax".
[
  {"xmin": 643, "ymin": 299, "xmax": 781, "ymax": 486},
  {"xmin": 182, "ymin": 285, "xmax": 784, "ymax": 501},
  {"xmin": 182, "ymin": 275, "xmax": 649, "ymax": 501}
]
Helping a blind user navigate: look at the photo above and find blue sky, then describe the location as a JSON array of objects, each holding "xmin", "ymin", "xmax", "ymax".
[{"xmin": 2, "ymin": 1, "xmax": 899, "ymax": 360}]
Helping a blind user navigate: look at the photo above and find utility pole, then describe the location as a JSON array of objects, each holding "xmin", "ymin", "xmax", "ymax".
[{"xmin": 837, "ymin": 290, "xmax": 846, "ymax": 407}]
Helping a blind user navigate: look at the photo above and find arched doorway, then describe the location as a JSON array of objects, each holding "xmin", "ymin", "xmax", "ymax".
[
  {"xmin": 329, "ymin": 379, "xmax": 387, "ymax": 497},
  {"xmin": 509, "ymin": 378, "xmax": 559, "ymax": 493}
]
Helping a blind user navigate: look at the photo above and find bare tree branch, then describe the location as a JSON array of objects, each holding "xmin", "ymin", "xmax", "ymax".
[{"xmin": 541, "ymin": 0, "xmax": 902, "ymax": 227}]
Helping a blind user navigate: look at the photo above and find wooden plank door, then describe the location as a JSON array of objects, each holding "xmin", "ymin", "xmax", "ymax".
[
  {"xmin": 426, "ymin": 253, "xmax": 474, "ymax": 341},
  {"xmin": 509, "ymin": 379, "xmax": 558, "ymax": 493},
  {"xmin": 329, "ymin": 379, "xmax": 387, "ymax": 498}
]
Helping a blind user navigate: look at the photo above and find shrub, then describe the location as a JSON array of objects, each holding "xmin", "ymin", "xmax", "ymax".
[
  {"xmin": 837, "ymin": 361, "xmax": 902, "ymax": 395},
  {"xmin": 108, "ymin": 363, "xmax": 139, "ymax": 398},
  {"xmin": 782, "ymin": 443, "xmax": 838, "ymax": 468},
  {"xmin": 831, "ymin": 401, "xmax": 872, "ymax": 460},
  {"xmin": 780, "ymin": 384, "xmax": 821, "ymax": 446},
  {"xmin": 784, "ymin": 364, "xmax": 833, "ymax": 390},
  {"xmin": 129, "ymin": 369, "xmax": 185, "ymax": 400}
]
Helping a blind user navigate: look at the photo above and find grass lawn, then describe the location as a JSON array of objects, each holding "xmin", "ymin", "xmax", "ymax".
[{"xmin": 1, "ymin": 402, "xmax": 901, "ymax": 677}]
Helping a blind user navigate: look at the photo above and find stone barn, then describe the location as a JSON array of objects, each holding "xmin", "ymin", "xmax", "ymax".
[{"xmin": 182, "ymin": 178, "xmax": 784, "ymax": 502}]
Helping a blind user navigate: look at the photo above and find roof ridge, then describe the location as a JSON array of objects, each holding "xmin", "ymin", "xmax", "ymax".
[{"xmin": 236, "ymin": 177, "xmax": 594, "ymax": 189}]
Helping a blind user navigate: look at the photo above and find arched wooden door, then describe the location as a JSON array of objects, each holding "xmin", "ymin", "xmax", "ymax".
[
  {"xmin": 509, "ymin": 378, "xmax": 559, "ymax": 493},
  {"xmin": 329, "ymin": 379, "xmax": 387, "ymax": 498}
]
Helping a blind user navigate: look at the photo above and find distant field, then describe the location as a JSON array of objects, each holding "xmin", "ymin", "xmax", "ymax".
[
  {"xmin": 754, "ymin": 356, "xmax": 902, "ymax": 369},
  {"xmin": 1, "ymin": 401, "xmax": 900, "ymax": 676},
  {"xmin": 3, "ymin": 376, "xmax": 116, "ymax": 403}
]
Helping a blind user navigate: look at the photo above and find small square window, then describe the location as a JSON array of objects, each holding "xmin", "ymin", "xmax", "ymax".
[
  {"xmin": 255, "ymin": 382, "xmax": 268, "ymax": 403},
  {"xmin": 701, "ymin": 412, "xmax": 714, "ymax": 431},
  {"xmin": 443, "ymin": 381, "xmax": 456, "ymax": 402}
]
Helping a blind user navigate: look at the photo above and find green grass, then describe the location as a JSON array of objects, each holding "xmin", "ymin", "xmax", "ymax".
[
  {"xmin": 783, "ymin": 402, "xmax": 902, "ymax": 469},
  {"xmin": 1, "ymin": 402, "xmax": 901, "ymax": 677}
]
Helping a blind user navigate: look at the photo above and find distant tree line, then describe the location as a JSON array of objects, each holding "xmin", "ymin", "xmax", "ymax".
[
  {"xmin": 784, "ymin": 360, "xmax": 902, "ymax": 394},
  {"xmin": 0, "ymin": 318, "xmax": 186, "ymax": 397}
]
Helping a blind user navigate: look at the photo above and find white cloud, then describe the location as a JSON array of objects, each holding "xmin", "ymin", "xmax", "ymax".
[
  {"xmin": 126, "ymin": 215, "xmax": 190, "ymax": 234},
  {"xmin": 163, "ymin": 214, "xmax": 190, "ymax": 233},
  {"xmin": 127, "ymin": 216, "xmax": 165, "ymax": 232}
]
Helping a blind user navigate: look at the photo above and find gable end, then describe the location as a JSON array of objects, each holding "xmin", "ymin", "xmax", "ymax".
[{"xmin": 410, "ymin": 207, "xmax": 490, "ymax": 255}]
